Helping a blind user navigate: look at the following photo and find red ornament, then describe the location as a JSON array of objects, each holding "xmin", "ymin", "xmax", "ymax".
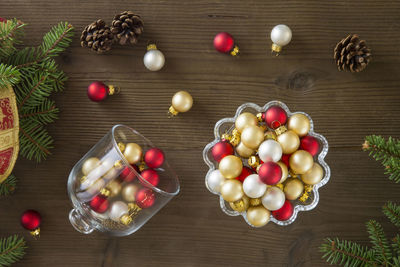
[
  {"xmin": 140, "ymin": 169, "xmax": 160, "ymax": 186},
  {"xmin": 0, "ymin": 17, "xmax": 6, "ymax": 23},
  {"xmin": 235, "ymin": 166, "xmax": 254, "ymax": 183},
  {"xmin": 213, "ymin": 32, "xmax": 238, "ymax": 55},
  {"xmin": 21, "ymin": 210, "xmax": 41, "ymax": 237},
  {"xmin": 136, "ymin": 188, "xmax": 156, "ymax": 208},
  {"xmin": 120, "ymin": 165, "xmax": 138, "ymax": 182},
  {"xmin": 272, "ymin": 200, "xmax": 294, "ymax": 221},
  {"xmin": 89, "ymin": 195, "xmax": 109, "ymax": 213},
  {"xmin": 212, "ymin": 140, "xmax": 234, "ymax": 162},
  {"xmin": 264, "ymin": 106, "xmax": 287, "ymax": 129},
  {"xmin": 87, "ymin": 81, "xmax": 118, "ymax": 102},
  {"xmin": 144, "ymin": 148, "xmax": 165, "ymax": 168},
  {"xmin": 258, "ymin": 162, "xmax": 282, "ymax": 185},
  {"xmin": 300, "ymin": 136, "xmax": 320, "ymax": 156},
  {"xmin": 281, "ymin": 154, "xmax": 291, "ymax": 167}
]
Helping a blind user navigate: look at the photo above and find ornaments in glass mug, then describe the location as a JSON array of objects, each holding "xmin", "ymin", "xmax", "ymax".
[
  {"xmin": 143, "ymin": 43, "xmax": 165, "ymax": 71},
  {"xmin": 270, "ymin": 24, "xmax": 292, "ymax": 55},
  {"xmin": 168, "ymin": 91, "xmax": 193, "ymax": 116},
  {"xmin": 213, "ymin": 32, "xmax": 239, "ymax": 56},
  {"xmin": 87, "ymin": 81, "xmax": 119, "ymax": 102}
]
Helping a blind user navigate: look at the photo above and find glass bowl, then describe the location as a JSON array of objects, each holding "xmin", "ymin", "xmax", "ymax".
[{"xmin": 203, "ymin": 101, "xmax": 330, "ymax": 227}]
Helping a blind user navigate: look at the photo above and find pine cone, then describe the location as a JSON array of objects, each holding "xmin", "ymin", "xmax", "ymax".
[
  {"xmin": 111, "ymin": 11, "xmax": 144, "ymax": 45},
  {"xmin": 334, "ymin": 34, "xmax": 371, "ymax": 72},
  {"xmin": 81, "ymin": 19, "xmax": 113, "ymax": 53}
]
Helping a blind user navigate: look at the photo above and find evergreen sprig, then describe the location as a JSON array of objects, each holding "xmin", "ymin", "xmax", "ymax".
[
  {"xmin": 383, "ymin": 202, "xmax": 400, "ymax": 228},
  {"xmin": 0, "ymin": 64, "xmax": 20, "ymax": 89},
  {"xmin": 0, "ymin": 19, "xmax": 25, "ymax": 60},
  {"xmin": 0, "ymin": 235, "xmax": 26, "ymax": 267},
  {"xmin": 0, "ymin": 175, "xmax": 17, "ymax": 196}
]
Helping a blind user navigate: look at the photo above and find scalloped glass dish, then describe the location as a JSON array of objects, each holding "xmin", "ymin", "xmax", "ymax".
[{"xmin": 203, "ymin": 101, "xmax": 330, "ymax": 227}]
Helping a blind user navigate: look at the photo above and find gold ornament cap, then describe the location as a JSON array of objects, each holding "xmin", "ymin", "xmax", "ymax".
[
  {"xmin": 248, "ymin": 155, "xmax": 260, "ymax": 169},
  {"xmin": 107, "ymin": 85, "xmax": 120, "ymax": 95},
  {"xmin": 249, "ymin": 198, "xmax": 261, "ymax": 206},
  {"xmin": 147, "ymin": 43, "xmax": 157, "ymax": 51},
  {"xmin": 271, "ymin": 43, "xmax": 282, "ymax": 55},
  {"xmin": 117, "ymin": 142, "xmax": 126, "ymax": 153},
  {"xmin": 256, "ymin": 113, "xmax": 264, "ymax": 122},
  {"xmin": 100, "ymin": 188, "xmax": 111, "ymax": 197},
  {"xmin": 230, "ymin": 45, "xmax": 240, "ymax": 56},
  {"xmin": 120, "ymin": 214, "xmax": 132, "ymax": 225},
  {"xmin": 274, "ymin": 125, "xmax": 287, "ymax": 136},
  {"xmin": 168, "ymin": 105, "xmax": 179, "ymax": 117},
  {"xmin": 264, "ymin": 131, "xmax": 277, "ymax": 141},
  {"xmin": 30, "ymin": 228, "xmax": 40, "ymax": 238}
]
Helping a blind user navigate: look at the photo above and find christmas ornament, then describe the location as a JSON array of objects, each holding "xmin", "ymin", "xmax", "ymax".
[
  {"xmin": 261, "ymin": 186, "xmax": 285, "ymax": 211},
  {"xmin": 104, "ymin": 179, "xmax": 122, "ymax": 197},
  {"xmin": 289, "ymin": 150, "xmax": 313, "ymax": 174},
  {"xmin": 82, "ymin": 157, "xmax": 100, "ymax": 175},
  {"xmin": 218, "ymin": 155, "xmax": 243, "ymax": 179},
  {"xmin": 242, "ymin": 174, "xmax": 267, "ymax": 198},
  {"xmin": 220, "ymin": 179, "xmax": 244, "ymax": 202},
  {"xmin": 211, "ymin": 140, "xmax": 234, "ymax": 162},
  {"xmin": 284, "ymin": 178, "xmax": 304, "ymax": 200},
  {"xmin": 144, "ymin": 148, "xmax": 165, "ymax": 168},
  {"xmin": 168, "ymin": 91, "xmax": 193, "ymax": 116},
  {"xmin": 109, "ymin": 201, "xmax": 130, "ymax": 223},
  {"xmin": 270, "ymin": 24, "xmax": 292, "ymax": 55},
  {"xmin": 140, "ymin": 169, "xmax": 160, "ymax": 186},
  {"xmin": 235, "ymin": 166, "xmax": 254, "ymax": 183},
  {"xmin": 111, "ymin": 11, "xmax": 144, "ymax": 45},
  {"xmin": 258, "ymin": 162, "xmax": 282, "ymax": 185},
  {"xmin": 85, "ymin": 179, "xmax": 106, "ymax": 197},
  {"xmin": 213, "ymin": 32, "xmax": 239, "ymax": 56},
  {"xmin": 276, "ymin": 129, "xmax": 300, "ymax": 154},
  {"xmin": 264, "ymin": 130, "xmax": 277, "ymax": 141},
  {"xmin": 229, "ymin": 195, "xmax": 249, "ymax": 212},
  {"xmin": 258, "ymin": 140, "xmax": 282, "ymax": 162},
  {"xmin": 334, "ymin": 34, "xmax": 371, "ymax": 72},
  {"xmin": 136, "ymin": 188, "xmax": 156, "ymax": 208},
  {"xmin": 123, "ymin": 143, "xmax": 142, "ymax": 164},
  {"xmin": 249, "ymin": 198, "xmax": 262, "ymax": 206},
  {"xmin": 89, "ymin": 195, "xmax": 109, "ymax": 213},
  {"xmin": 241, "ymin": 125, "xmax": 264, "ymax": 149},
  {"xmin": 263, "ymin": 106, "xmax": 287, "ymax": 129},
  {"xmin": 272, "ymin": 200, "xmax": 293, "ymax": 221},
  {"xmin": 235, "ymin": 112, "xmax": 258, "ymax": 133},
  {"xmin": 206, "ymin": 169, "xmax": 226, "ymax": 193},
  {"xmin": 301, "ymin": 163, "xmax": 323, "ymax": 185},
  {"xmin": 81, "ymin": 19, "xmax": 113, "ymax": 53},
  {"xmin": 143, "ymin": 43, "xmax": 165, "ymax": 71},
  {"xmin": 21, "ymin": 210, "xmax": 41, "ymax": 237},
  {"xmin": 300, "ymin": 136, "xmax": 320, "ymax": 156},
  {"xmin": 236, "ymin": 142, "xmax": 255, "ymax": 158},
  {"xmin": 288, "ymin": 114, "xmax": 310, "ymax": 137},
  {"xmin": 120, "ymin": 165, "xmax": 138, "ymax": 182},
  {"xmin": 87, "ymin": 81, "xmax": 119, "ymax": 102},
  {"xmin": 246, "ymin": 206, "xmax": 270, "ymax": 227},
  {"xmin": 121, "ymin": 183, "xmax": 140, "ymax": 202},
  {"xmin": 277, "ymin": 161, "xmax": 288, "ymax": 183}
]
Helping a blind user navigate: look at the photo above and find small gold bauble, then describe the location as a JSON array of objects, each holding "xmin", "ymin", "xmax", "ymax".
[
  {"xmin": 220, "ymin": 179, "xmax": 244, "ymax": 202},
  {"xmin": 284, "ymin": 178, "xmax": 304, "ymax": 200},
  {"xmin": 123, "ymin": 143, "xmax": 143, "ymax": 164},
  {"xmin": 277, "ymin": 161, "xmax": 289, "ymax": 183},
  {"xmin": 82, "ymin": 157, "xmax": 100, "ymax": 175},
  {"xmin": 246, "ymin": 206, "xmax": 271, "ymax": 227},
  {"xmin": 289, "ymin": 150, "xmax": 314, "ymax": 174},
  {"xmin": 235, "ymin": 112, "xmax": 258, "ymax": 133},
  {"xmin": 122, "ymin": 183, "xmax": 140, "ymax": 202},
  {"xmin": 106, "ymin": 180, "xmax": 122, "ymax": 197},
  {"xmin": 264, "ymin": 130, "xmax": 277, "ymax": 141},
  {"xmin": 171, "ymin": 91, "xmax": 193, "ymax": 113},
  {"xmin": 236, "ymin": 142, "xmax": 255, "ymax": 158},
  {"xmin": 301, "ymin": 163, "xmax": 323, "ymax": 185},
  {"xmin": 288, "ymin": 113, "xmax": 310, "ymax": 137},
  {"xmin": 241, "ymin": 125, "xmax": 264, "ymax": 149},
  {"xmin": 229, "ymin": 195, "xmax": 250, "ymax": 212},
  {"xmin": 249, "ymin": 198, "xmax": 261, "ymax": 206},
  {"xmin": 219, "ymin": 155, "xmax": 243, "ymax": 179},
  {"xmin": 277, "ymin": 130, "xmax": 300, "ymax": 154}
]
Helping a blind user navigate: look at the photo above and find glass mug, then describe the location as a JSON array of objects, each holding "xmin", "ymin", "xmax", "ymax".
[{"xmin": 68, "ymin": 124, "xmax": 180, "ymax": 236}]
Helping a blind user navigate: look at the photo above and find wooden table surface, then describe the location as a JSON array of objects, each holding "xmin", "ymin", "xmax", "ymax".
[{"xmin": 1, "ymin": 0, "xmax": 399, "ymax": 266}]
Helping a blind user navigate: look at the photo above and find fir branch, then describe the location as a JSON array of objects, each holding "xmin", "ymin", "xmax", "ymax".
[
  {"xmin": 0, "ymin": 63, "xmax": 20, "ymax": 89},
  {"xmin": 0, "ymin": 235, "xmax": 26, "ymax": 266},
  {"xmin": 0, "ymin": 175, "xmax": 17, "ymax": 196},
  {"xmin": 367, "ymin": 220, "xmax": 392, "ymax": 265},
  {"xmin": 19, "ymin": 121, "xmax": 52, "ymax": 162},
  {"xmin": 19, "ymin": 99, "xmax": 58, "ymax": 125},
  {"xmin": 393, "ymin": 235, "xmax": 400, "ymax": 257},
  {"xmin": 0, "ymin": 19, "xmax": 25, "ymax": 60},
  {"xmin": 383, "ymin": 202, "xmax": 400, "ymax": 228}
]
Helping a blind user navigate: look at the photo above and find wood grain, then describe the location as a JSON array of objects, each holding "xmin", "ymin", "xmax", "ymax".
[{"xmin": 0, "ymin": 0, "xmax": 399, "ymax": 266}]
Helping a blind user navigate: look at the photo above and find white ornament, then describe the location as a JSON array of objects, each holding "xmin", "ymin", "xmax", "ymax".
[
  {"xmin": 262, "ymin": 186, "xmax": 285, "ymax": 211},
  {"xmin": 206, "ymin": 170, "xmax": 226, "ymax": 194},
  {"xmin": 243, "ymin": 174, "xmax": 267, "ymax": 198},
  {"xmin": 109, "ymin": 201, "xmax": 129, "ymax": 222},
  {"xmin": 143, "ymin": 44, "xmax": 165, "ymax": 71},
  {"xmin": 270, "ymin": 24, "xmax": 292, "ymax": 47},
  {"xmin": 258, "ymin": 140, "xmax": 282, "ymax": 163}
]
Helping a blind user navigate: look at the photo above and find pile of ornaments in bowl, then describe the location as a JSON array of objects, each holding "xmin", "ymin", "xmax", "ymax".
[{"xmin": 204, "ymin": 102, "xmax": 329, "ymax": 227}]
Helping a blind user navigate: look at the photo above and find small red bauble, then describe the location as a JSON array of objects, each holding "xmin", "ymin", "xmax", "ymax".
[
  {"xmin": 0, "ymin": 17, "xmax": 7, "ymax": 22},
  {"xmin": 235, "ymin": 166, "xmax": 254, "ymax": 183},
  {"xmin": 211, "ymin": 140, "xmax": 234, "ymax": 162},
  {"xmin": 89, "ymin": 195, "xmax": 109, "ymax": 213},
  {"xmin": 136, "ymin": 188, "xmax": 156, "ymax": 208},
  {"xmin": 265, "ymin": 106, "xmax": 288, "ymax": 129},
  {"xmin": 21, "ymin": 210, "xmax": 41, "ymax": 236},
  {"xmin": 300, "ymin": 136, "xmax": 320, "ymax": 156},
  {"xmin": 213, "ymin": 32, "xmax": 235, "ymax": 54},
  {"xmin": 140, "ymin": 169, "xmax": 160, "ymax": 186},
  {"xmin": 272, "ymin": 200, "xmax": 294, "ymax": 221},
  {"xmin": 144, "ymin": 148, "xmax": 165, "ymax": 168},
  {"xmin": 87, "ymin": 81, "xmax": 118, "ymax": 102},
  {"xmin": 258, "ymin": 162, "xmax": 282, "ymax": 185},
  {"xmin": 281, "ymin": 154, "xmax": 291, "ymax": 168},
  {"xmin": 120, "ymin": 165, "xmax": 138, "ymax": 182}
]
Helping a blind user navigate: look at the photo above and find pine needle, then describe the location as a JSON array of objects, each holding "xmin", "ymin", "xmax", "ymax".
[
  {"xmin": 0, "ymin": 235, "xmax": 26, "ymax": 266},
  {"xmin": 0, "ymin": 175, "xmax": 17, "ymax": 196}
]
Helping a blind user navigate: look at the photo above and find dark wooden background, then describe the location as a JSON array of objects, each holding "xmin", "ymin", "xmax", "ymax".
[{"xmin": 1, "ymin": 0, "xmax": 399, "ymax": 266}]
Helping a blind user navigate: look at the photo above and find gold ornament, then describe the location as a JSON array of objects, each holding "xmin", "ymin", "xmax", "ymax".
[
  {"xmin": 230, "ymin": 128, "xmax": 241, "ymax": 146},
  {"xmin": 249, "ymin": 198, "xmax": 261, "ymax": 206},
  {"xmin": 122, "ymin": 183, "xmax": 140, "ymax": 202},
  {"xmin": 277, "ymin": 130, "xmax": 300, "ymax": 154},
  {"xmin": 123, "ymin": 143, "xmax": 142, "ymax": 164},
  {"xmin": 169, "ymin": 91, "xmax": 193, "ymax": 115},
  {"xmin": 289, "ymin": 150, "xmax": 314, "ymax": 174},
  {"xmin": 301, "ymin": 163, "xmax": 323, "ymax": 185},
  {"xmin": 264, "ymin": 130, "xmax": 277, "ymax": 141},
  {"xmin": 277, "ymin": 161, "xmax": 288, "ymax": 183},
  {"xmin": 117, "ymin": 142, "xmax": 126, "ymax": 153},
  {"xmin": 246, "ymin": 206, "xmax": 270, "ymax": 227},
  {"xmin": 82, "ymin": 157, "xmax": 100, "ymax": 175},
  {"xmin": 219, "ymin": 155, "xmax": 243, "ymax": 179},
  {"xmin": 220, "ymin": 179, "xmax": 244, "ymax": 202},
  {"xmin": 235, "ymin": 112, "xmax": 258, "ymax": 133},
  {"xmin": 284, "ymin": 178, "xmax": 304, "ymax": 200},
  {"xmin": 288, "ymin": 113, "xmax": 310, "ymax": 137},
  {"xmin": 236, "ymin": 142, "xmax": 255, "ymax": 158},
  {"xmin": 248, "ymin": 155, "xmax": 260, "ymax": 169},
  {"xmin": 241, "ymin": 125, "xmax": 264, "ymax": 149},
  {"xmin": 229, "ymin": 195, "xmax": 249, "ymax": 212},
  {"xmin": 106, "ymin": 180, "xmax": 122, "ymax": 197}
]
